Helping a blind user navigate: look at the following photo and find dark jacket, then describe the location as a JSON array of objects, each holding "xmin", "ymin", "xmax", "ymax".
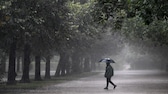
[{"xmin": 104, "ymin": 65, "xmax": 114, "ymax": 78}]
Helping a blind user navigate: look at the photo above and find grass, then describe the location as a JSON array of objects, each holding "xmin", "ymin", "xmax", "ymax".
[
  {"xmin": 0, "ymin": 80, "xmax": 64, "ymax": 89},
  {"xmin": 0, "ymin": 72, "xmax": 99, "ymax": 91}
]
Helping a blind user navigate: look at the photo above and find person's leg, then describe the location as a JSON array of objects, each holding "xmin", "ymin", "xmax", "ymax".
[
  {"xmin": 109, "ymin": 77, "xmax": 117, "ymax": 89},
  {"xmin": 104, "ymin": 78, "xmax": 109, "ymax": 89},
  {"xmin": 109, "ymin": 80, "xmax": 115, "ymax": 86}
]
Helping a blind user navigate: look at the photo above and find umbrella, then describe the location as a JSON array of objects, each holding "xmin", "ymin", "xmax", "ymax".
[{"xmin": 99, "ymin": 58, "xmax": 115, "ymax": 63}]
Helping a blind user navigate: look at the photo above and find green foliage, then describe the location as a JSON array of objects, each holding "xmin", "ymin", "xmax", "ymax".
[
  {"xmin": 127, "ymin": 0, "xmax": 168, "ymax": 25},
  {"xmin": 93, "ymin": 0, "xmax": 168, "ymax": 46},
  {"xmin": 121, "ymin": 16, "xmax": 148, "ymax": 40},
  {"xmin": 92, "ymin": 0, "xmax": 127, "ymax": 29},
  {"xmin": 0, "ymin": 0, "xmax": 102, "ymax": 56},
  {"xmin": 62, "ymin": 1, "xmax": 100, "ymax": 54},
  {"xmin": 146, "ymin": 19, "xmax": 168, "ymax": 45},
  {"xmin": 94, "ymin": 0, "xmax": 168, "ymax": 25},
  {"xmin": 121, "ymin": 15, "xmax": 168, "ymax": 46},
  {"xmin": 0, "ymin": 0, "xmax": 65, "ymax": 56}
]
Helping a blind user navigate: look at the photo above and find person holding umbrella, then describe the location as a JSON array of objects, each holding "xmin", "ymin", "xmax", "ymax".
[{"xmin": 101, "ymin": 59, "xmax": 117, "ymax": 90}]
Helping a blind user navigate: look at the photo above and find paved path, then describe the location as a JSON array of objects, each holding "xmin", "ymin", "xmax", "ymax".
[{"xmin": 20, "ymin": 70, "xmax": 168, "ymax": 94}]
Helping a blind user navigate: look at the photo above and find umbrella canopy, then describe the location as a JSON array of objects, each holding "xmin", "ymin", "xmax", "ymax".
[{"xmin": 99, "ymin": 58, "xmax": 115, "ymax": 63}]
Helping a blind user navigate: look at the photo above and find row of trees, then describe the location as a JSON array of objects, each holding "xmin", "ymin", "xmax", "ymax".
[{"xmin": 0, "ymin": 0, "xmax": 113, "ymax": 85}]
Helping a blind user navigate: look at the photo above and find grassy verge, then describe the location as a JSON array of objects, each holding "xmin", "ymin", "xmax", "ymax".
[{"xmin": 0, "ymin": 72, "xmax": 99, "ymax": 91}]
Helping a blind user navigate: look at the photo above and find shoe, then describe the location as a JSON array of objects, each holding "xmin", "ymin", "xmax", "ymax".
[
  {"xmin": 114, "ymin": 85, "xmax": 117, "ymax": 89},
  {"xmin": 104, "ymin": 87, "xmax": 108, "ymax": 90}
]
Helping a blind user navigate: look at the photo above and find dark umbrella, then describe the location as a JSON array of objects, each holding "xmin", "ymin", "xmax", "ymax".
[{"xmin": 99, "ymin": 58, "xmax": 115, "ymax": 63}]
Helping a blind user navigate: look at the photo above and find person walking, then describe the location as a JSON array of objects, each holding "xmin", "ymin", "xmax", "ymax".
[{"xmin": 104, "ymin": 61, "xmax": 117, "ymax": 90}]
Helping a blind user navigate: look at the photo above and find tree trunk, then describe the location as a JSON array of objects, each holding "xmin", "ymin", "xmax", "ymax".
[
  {"xmin": 88, "ymin": 57, "xmax": 92, "ymax": 72},
  {"xmin": 91, "ymin": 55, "xmax": 100, "ymax": 70},
  {"xmin": 1, "ymin": 53, "xmax": 7, "ymax": 72},
  {"xmin": 55, "ymin": 51, "xmax": 70, "ymax": 76},
  {"xmin": 65, "ymin": 54, "xmax": 71, "ymax": 75},
  {"xmin": 35, "ymin": 55, "xmax": 42, "ymax": 81},
  {"xmin": 20, "ymin": 43, "xmax": 31, "ymax": 83},
  {"xmin": 61, "ymin": 52, "xmax": 69, "ymax": 76},
  {"xmin": 91, "ymin": 58, "xmax": 96, "ymax": 71},
  {"xmin": 61, "ymin": 59, "xmax": 66, "ymax": 76},
  {"xmin": 55, "ymin": 52, "xmax": 65, "ymax": 76},
  {"xmin": 45, "ymin": 55, "xmax": 51, "ymax": 79},
  {"xmin": 84, "ymin": 57, "xmax": 90, "ymax": 72},
  {"xmin": 71, "ymin": 52, "xmax": 81, "ymax": 74},
  {"xmin": 55, "ymin": 60, "xmax": 61, "ymax": 76},
  {"xmin": 7, "ymin": 40, "xmax": 17, "ymax": 85},
  {"xmin": 16, "ymin": 56, "xmax": 21, "ymax": 72}
]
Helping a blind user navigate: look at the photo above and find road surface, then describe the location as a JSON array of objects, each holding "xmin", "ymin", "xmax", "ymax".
[{"xmin": 8, "ymin": 70, "xmax": 168, "ymax": 94}]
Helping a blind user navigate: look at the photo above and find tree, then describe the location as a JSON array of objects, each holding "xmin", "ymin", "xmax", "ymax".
[
  {"xmin": 0, "ymin": 2, "xmax": 10, "ymax": 81},
  {"xmin": 44, "ymin": 55, "xmax": 51, "ymax": 79},
  {"xmin": 20, "ymin": 41, "xmax": 31, "ymax": 83}
]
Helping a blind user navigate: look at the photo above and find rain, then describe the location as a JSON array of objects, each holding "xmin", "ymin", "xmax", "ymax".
[{"xmin": 0, "ymin": 0, "xmax": 168, "ymax": 94}]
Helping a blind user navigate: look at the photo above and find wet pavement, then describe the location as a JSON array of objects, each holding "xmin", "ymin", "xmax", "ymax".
[{"xmin": 9, "ymin": 70, "xmax": 168, "ymax": 94}]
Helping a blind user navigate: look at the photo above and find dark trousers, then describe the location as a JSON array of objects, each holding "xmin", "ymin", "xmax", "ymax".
[{"xmin": 106, "ymin": 77, "xmax": 115, "ymax": 88}]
